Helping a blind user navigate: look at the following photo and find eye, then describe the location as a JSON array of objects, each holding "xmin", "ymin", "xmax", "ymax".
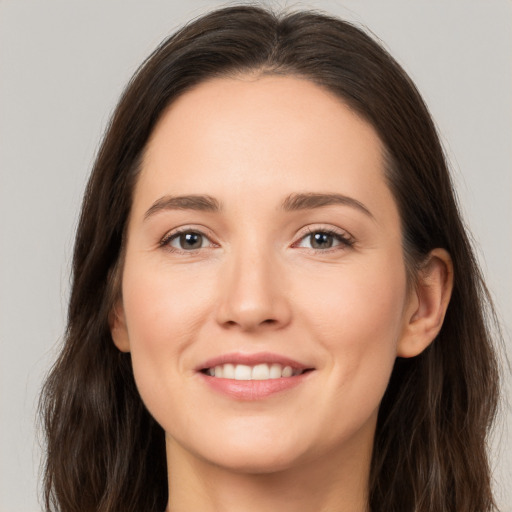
[
  {"xmin": 162, "ymin": 229, "xmax": 213, "ymax": 252},
  {"xmin": 295, "ymin": 228, "xmax": 354, "ymax": 251}
]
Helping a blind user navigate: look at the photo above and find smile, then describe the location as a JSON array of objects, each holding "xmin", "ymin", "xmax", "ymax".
[
  {"xmin": 202, "ymin": 363, "xmax": 306, "ymax": 380},
  {"xmin": 197, "ymin": 353, "xmax": 314, "ymax": 399}
]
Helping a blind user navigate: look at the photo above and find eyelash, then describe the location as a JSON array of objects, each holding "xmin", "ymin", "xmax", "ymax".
[
  {"xmin": 159, "ymin": 228, "xmax": 218, "ymax": 254},
  {"xmin": 159, "ymin": 226, "xmax": 355, "ymax": 254},
  {"xmin": 293, "ymin": 227, "xmax": 355, "ymax": 252}
]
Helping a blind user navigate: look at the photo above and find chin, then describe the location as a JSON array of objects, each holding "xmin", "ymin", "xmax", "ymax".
[
  {"xmin": 177, "ymin": 427, "xmax": 310, "ymax": 475},
  {"xmin": 207, "ymin": 446, "xmax": 302, "ymax": 475}
]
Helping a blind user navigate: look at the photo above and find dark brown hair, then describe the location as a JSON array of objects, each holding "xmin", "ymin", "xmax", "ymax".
[{"xmin": 39, "ymin": 5, "xmax": 500, "ymax": 511}]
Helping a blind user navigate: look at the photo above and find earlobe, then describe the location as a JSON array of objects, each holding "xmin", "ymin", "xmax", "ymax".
[
  {"xmin": 109, "ymin": 301, "xmax": 131, "ymax": 353},
  {"xmin": 397, "ymin": 248, "xmax": 454, "ymax": 358}
]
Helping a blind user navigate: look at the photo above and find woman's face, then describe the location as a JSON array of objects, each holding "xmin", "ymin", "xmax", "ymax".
[{"xmin": 112, "ymin": 75, "xmax": 417, "ymax": 473}]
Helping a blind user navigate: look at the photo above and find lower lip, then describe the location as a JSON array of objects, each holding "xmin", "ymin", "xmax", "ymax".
[{"xmin": 199, "ymin": 372, "xmax": 312, "ymax": 400}]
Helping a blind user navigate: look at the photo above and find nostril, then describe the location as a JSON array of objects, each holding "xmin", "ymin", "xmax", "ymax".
[{"xmin": 222, "ymin": 318, "xmax": 278, "ymax": 328}]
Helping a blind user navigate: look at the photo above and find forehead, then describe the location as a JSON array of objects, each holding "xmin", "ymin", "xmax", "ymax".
[{"xmin": 135, "ymin": 75, "xmax": 397, "ymax": 226}]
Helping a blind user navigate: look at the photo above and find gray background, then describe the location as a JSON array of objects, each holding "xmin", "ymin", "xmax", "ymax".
[{"xmin": 0, "ymin": 1, "xmax": 510, "ymax": 510}]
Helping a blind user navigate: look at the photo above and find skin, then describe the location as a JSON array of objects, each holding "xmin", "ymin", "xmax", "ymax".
[{"xmin": 111, "ymin": 75, "xmax": 453, "ymax": 512}]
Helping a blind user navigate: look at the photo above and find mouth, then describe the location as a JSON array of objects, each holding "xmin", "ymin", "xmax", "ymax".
[
  {"xmin": 198, "ymin": 352, "xmax": 315, "ymax": 382},
  {"xmin": 200, "ymin": 363, "xmax": 312, "ymax": 380},
  {"xmin": 197, "ymin": 353, "xmax": 315, "ymax": 400}
]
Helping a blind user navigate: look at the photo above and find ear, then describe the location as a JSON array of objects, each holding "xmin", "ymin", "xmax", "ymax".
[
  {"xmin": 109, "ymin": 300, "xmax": 131, "ymax": 353},
  {"xmin": 397, "ymin": 248, "xmax": 454, "ymax": 358}
]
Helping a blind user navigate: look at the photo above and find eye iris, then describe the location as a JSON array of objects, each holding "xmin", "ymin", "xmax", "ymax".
[
  {"xmin": 311, "ymin": 232, "xmax": 333, "ymax": 249},
  {"xmin": 180, "ymin": 232, "xmax": 202, "ymax": 249}
]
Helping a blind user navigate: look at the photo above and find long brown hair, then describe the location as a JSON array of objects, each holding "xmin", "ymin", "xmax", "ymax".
[{"xmin": 39, "ymin": 5, "xmax": 501, "ymax": 511}]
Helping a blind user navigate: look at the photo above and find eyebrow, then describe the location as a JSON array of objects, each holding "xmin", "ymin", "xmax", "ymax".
[
  {"xmin": 144, "ymin": 192, "xmax": 373, "ymax": 220},
  {"xmin": 144, "ymin": 194, "xmax": 222, "ymax": 220},
  {"xmin": 281, "ymin": 192, "xmax": 374, "ymax": 218}
]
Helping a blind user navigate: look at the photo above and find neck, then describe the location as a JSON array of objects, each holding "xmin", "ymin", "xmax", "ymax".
[{"xmin": 165, "ymin": 436, "xmax": 372, "ymax": 512}]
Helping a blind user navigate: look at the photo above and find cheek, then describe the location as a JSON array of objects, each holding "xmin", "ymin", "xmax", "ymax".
[
  {"xmin": 304, "ymin": 258, "xmax": 406, "ymax": 339},
  {"xmin": 297, "ymin": 257, "xmax": 407, "ymax": 404},
  {"xmin": 120, "ymin": 261, "xmax": 215, "ymax": 409},
  {"xmin": 123, "ymin": 261, "xmax": 211, "ymax": 345}
]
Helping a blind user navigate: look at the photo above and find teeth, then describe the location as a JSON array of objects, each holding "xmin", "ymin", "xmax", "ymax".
[
  {"xmin": 282, "ymin": 365, "xmax": 293, "ymax": 378},
  {"xmin": 269, "ymin": 363, "xmax": 282, "ymax": 378},
  {"xmin": 222, "ymin": 363, "xmax": 235, "ymax": 379},
  {"xmin": 207, "ymin": 363, "xmax": 303, "ymax": 380},
  {"xmin": 234, "ymin": 364, "xmax": 252, "ymax": 380},
  {"xmin": 252, "ymin": 363, "xmax": 269, "ymax": 380}
]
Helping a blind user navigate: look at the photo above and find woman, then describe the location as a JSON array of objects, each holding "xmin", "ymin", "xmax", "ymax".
[{"xmin": 39, "ymin": 5, "xmax": 501, "ymax": 512}]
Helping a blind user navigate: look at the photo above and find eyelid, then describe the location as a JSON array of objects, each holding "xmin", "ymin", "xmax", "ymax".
[
  {"xmin": 292, "ymin": 225, "xmax": 355, "ymax": 251},
  {"xmin": 158, "ymin": 224, "xmax": 355, "ymax": 254},
  {"xmin": 159, "ymin": 225, "xmax": 218, "ymax": 253}
]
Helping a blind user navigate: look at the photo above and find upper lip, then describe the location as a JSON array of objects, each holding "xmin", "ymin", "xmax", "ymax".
[{"xmin": 196, "ymin": 352, "xmax": 313, "ymax": 371}]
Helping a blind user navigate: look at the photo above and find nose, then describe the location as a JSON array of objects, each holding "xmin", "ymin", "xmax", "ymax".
[{"xmin": 215, "ymin": 243, "xmax": 292, "ymax": 332}]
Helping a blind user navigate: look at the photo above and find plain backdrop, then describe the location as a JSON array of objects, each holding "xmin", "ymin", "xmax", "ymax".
[{"xmin": 0, "ymin": 1, "xmax": 510, "ymax": 510}]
